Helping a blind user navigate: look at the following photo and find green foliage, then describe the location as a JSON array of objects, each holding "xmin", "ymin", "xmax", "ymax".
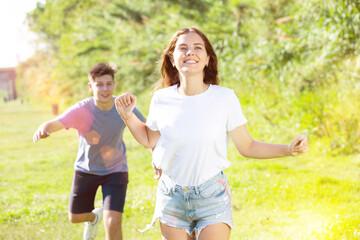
[{"xmin": 18, "ymin": 0, "xmax": 360, "ymax": 155}]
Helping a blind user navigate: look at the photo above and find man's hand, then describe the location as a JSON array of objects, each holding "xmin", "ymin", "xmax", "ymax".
[
  {"xmin": 33, "ymin": 129, "xmax": 50, "ymax": 143},
  {"xmin": 152, "ymin": 161, "xmax": 162, "ymax": 180}
]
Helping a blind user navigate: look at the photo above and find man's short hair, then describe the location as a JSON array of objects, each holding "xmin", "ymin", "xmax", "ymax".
[{"xmin": 88, "ymin": 63, "xmax": 116, "ymax": 82}]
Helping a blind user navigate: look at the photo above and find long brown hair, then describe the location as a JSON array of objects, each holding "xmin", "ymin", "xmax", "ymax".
[{"xmin": 156, "ymin": 27, "xmax": 219, "ymax": 89}]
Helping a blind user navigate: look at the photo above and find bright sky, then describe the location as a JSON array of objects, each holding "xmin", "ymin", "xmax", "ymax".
[{"xmin": 0, "ymin": 0, "xmax": 44, "ymax": 68}]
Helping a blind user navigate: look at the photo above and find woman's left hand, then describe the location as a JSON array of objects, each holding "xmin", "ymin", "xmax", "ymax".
[{"xmin": 288, "ymin": 135, "xmax": 309, "ymax": 156}]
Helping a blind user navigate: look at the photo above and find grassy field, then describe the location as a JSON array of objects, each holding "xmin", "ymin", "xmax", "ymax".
[{"xmin": 0, "ymin": 101, "xmax": 359, "ymax": 240}]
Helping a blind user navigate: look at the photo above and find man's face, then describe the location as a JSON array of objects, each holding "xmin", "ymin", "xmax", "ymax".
[{"xmin": 88, "ymin": 74, "xmax": 115, "ymax": 104}]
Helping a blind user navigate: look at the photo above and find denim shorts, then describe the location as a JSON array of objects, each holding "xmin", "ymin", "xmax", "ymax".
[{"xmin": 140, "ymin": 171, "xmax": 233, "ymax": 238}]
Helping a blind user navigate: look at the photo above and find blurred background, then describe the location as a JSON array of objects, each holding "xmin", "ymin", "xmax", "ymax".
[
  {"xmin": 0, "ymin": 0, "xmax": 359, "ymax": 239},
  {"xmin": 2, "ymin": 0, "xmax": 359, "ymax": 155}
]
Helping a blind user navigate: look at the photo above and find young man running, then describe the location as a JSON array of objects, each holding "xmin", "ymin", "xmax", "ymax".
[{"xmin": 33, "ymin": 62, "xmax": 145, "ymax": 240}]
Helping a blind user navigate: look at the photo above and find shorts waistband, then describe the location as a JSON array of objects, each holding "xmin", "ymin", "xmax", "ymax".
[{"xmin": 160, "ymin": 171, "xmax": 225, "ymax": 195}]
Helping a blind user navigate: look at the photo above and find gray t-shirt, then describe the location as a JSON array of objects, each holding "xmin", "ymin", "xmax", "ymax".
[{"xmin": 57, "ymin": 97, "xmax": 145, "ymax": 175}]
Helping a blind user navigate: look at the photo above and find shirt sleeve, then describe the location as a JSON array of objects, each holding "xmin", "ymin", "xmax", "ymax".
[
  {"xmin": 145, "ymin": 94, "xmax": 158, "ymax": 131},
  {"xmin": 55, "ymin": 104, "xmax": 80, "ymax": 130},
  {"xmin": 133, "ymin": 107, "xmax": 146, "ymax": 123},
  {"xmin": 226, "ymin": 90, "xmax": 247, "ymax": 131},
  {"xmin": 55, "ymin": 102, "xmax": 94, "ymax": 136}
]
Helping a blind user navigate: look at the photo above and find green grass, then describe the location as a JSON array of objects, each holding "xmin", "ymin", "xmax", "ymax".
[{"xmin": 0, "ymin": 101, "xmax": 359, "ymax": 240}]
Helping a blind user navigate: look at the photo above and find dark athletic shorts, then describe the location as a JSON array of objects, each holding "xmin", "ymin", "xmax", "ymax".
[{"xmin": 69, "ymin": 170, "xmax": 128, "ymax": 214}]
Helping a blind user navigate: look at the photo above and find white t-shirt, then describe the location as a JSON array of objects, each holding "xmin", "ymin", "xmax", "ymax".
[{"xmin": 146, "ymin": 84, "xmax": 247, "ymax": 186}]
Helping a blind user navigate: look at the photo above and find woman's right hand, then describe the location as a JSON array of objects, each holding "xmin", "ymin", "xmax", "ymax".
[{"xmin": 115, "ymin": 92, "xmax": 137, "ymax": 121}]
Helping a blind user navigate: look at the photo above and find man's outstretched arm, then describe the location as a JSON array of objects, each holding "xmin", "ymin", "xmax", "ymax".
[{"xmin": 33, "ymin": 119, "xmax": 64, "ymax": 143}]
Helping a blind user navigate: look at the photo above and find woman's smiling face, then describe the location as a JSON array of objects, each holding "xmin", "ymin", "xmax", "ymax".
[{"xmin": 171, "ymin": 32, "xmax": 210, "ymax": 75}]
